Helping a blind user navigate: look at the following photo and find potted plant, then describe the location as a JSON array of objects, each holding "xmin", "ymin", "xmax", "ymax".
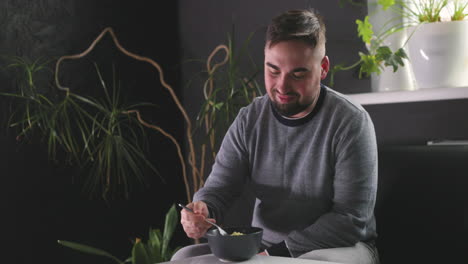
[
  {"xmin": 405, "ymin": 0, "xmax": 468, "ymax": 89},
  {"xmin": 58, "ymin": 204, "xmax": 181, "ymax": 264},
  {"xmin": 330, "ymin": 0, "xmax": 410, "ymax": 90},
  {"xmin": 331, "ymin": 0, "xmax": 468, "ymax": 91},
  {"xmin": 1, "ymin": 53, "xmax": 161, "ymax": 201}
]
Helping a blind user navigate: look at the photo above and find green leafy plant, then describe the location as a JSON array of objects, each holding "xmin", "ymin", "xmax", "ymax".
[
  {"xmin": 76, "ymin": 64, "xmax": 161, "ymax": 199},
  {"xmin": 1, "ymin": 56, "xmax": 89, "ymax": 163},
  {"xmin": 0, "ymin": 55, "xmax": 161, "ymax": 201},
  {"xmin": 409, "ymin": 0, "xmax": 448, "ymax": 22},
  {"xmin": 330, "ymin": 0, "xmax": 468, "ymax": 87},
  {"xmin": 450, "ymin": 0, "xmax": 468, "ymax": 20},
  {"xmin": 330, "ymin": 1, "xmax": 409, "ymax": 86},
  {"xmin": 58, "ymin": 204, "xmax": 181, "ymax": 264},
  {"xmin": 190, "ymin": 27, "xmax": 263, "ymax": 189}
]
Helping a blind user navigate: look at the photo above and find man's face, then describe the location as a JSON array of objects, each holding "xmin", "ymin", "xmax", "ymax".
[{"xmin": 264, "ymin": 40, "xmax": 329, "ymax": 118}]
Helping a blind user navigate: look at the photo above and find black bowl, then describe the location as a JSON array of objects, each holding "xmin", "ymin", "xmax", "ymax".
[{"xmin": 206, "ymin": 226, "xmax": 263, "ymax": 262}]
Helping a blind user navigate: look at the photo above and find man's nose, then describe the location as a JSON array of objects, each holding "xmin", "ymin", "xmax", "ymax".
[{"xmin": 276, "ymin": 74, "xmax": 290, "ymax": 94}]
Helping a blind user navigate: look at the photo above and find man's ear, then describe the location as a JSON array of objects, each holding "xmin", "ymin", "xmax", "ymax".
[{"xmin": 320, "ymin": 56, "xmax": 330, "ymax": 80}]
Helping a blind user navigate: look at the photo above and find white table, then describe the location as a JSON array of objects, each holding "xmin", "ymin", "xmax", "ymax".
[{"xmin": 160, "ymin": 254, "xmax": 344, "ymax": 264}]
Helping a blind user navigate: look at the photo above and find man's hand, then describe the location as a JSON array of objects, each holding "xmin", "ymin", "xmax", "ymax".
[
  {"xmin": 180, "ymin": 201, "xmax": 214, "ymax": 239},
  {"xmin": 257, "ymin": 250, "xmax": 269, "ymax": 256}
]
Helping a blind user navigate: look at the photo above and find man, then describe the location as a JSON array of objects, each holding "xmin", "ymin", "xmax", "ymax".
[{"xmin": 173, "ymin": 8, "xmax": 379, "ymax": 264}]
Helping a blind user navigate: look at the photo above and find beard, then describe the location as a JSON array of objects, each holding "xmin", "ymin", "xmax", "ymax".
[
  {"xmin": 270, "ymin": 90, "xmax": 314, "ymax": 117},
  {"xmin": 272, "ymin": 100, "xmax": 309, "ymax": 117}
]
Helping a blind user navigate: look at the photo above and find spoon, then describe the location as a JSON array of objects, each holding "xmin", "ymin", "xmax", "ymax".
[{"xmin": 177, "ymin": 203, "xmax": 229, "ymax": 236}]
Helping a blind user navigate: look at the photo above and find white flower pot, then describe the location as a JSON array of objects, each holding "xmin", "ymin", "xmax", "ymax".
[{"xmin": 407, "ymin": 20, "xmax": 468, "ymax": 89}]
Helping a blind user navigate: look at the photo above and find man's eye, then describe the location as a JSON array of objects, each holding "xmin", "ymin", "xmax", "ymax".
[
  {"xmin": 269, "ymin": 70, "xmax": 280, "ymax": 76},
  {"xmin": 292, "ymin": 72, "xmax": 306, "ymax": 79}
]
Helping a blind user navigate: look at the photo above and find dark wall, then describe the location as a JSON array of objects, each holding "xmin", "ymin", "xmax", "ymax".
[{"xmin": 1, "ymin": 1, "xmax": 190, "ymax": 264}]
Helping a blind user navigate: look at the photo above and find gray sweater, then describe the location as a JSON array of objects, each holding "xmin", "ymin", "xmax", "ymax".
[{"xmin": 194, "ymin": 85, "xmax": 378, "ymax": 256}]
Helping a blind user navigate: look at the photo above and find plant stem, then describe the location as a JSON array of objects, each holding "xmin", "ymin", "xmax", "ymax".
[{"xmin": 125, "ymin": 109, "xmax": 191, "ymax": 203}]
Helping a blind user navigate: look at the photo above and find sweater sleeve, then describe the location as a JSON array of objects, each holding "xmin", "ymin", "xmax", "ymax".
[
  {"xmin": 285, "ymin": 112, "xmax": 378, "ymax": 256},
  {"xmin": 193, "ymin": 108, "xmax": 250, "ymax": 223}
]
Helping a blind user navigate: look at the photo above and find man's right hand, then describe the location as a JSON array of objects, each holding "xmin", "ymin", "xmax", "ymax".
[{"xmin": 180, "ymin": 201, "xmax": 215, "ymax": 239}]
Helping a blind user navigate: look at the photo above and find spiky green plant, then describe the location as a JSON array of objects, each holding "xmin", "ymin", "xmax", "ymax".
[
  {"xmin": 58, "ymin": 204, "xmax": 181, "ymax": 264},
  {"xmin": 1, "ymin": 56, "xmax": 91, "ymax": 163},
  {"xmin": 451, "ymin": 0, "xmax": 468, "ymax": 20},
  {"xmin": 406, "ymin": 0, "xmax": 449, "ymax": 23},
  {"xmin": 1, "ymin": 56, "xmax": 161, "ymax": 201},
  {"xmin": 76, "ymin": 63, "xmax": 161, "ymax": 200}
]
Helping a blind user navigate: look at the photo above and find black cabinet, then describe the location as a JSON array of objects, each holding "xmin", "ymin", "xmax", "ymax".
[{"xmin": 376, "ymin": 145, "xmax": 467, "ymax": 263}]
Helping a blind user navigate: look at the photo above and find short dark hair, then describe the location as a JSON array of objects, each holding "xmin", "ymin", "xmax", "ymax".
[{"xmin": 266, "ymin": 9, "xmax": 326, "ymax": 49}]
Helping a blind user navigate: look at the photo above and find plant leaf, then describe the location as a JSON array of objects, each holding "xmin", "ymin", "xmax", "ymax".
[
  {"xmin": 378, "ymin": 0, "xmax": 395, "ymax": 10},
  {"xmin": 57, "ymin": 240, "xmax": 124, "ymax": 264},
  {"xmin": 375, "ymin": 46, "xmax": 392, "ymax": 61},
  {"xmin": 148, "ymin": 228, "xmax": 162, "ymax": 261},
  {"xmin": 394, "ymin": 47, "xmax": 408, "ymax": 59},
  {"xmin": 359, "ymin": 52, "xmax": 381, "ymax": 77},
  {"xmin": 144, "ymin": 243, "xmax": 158, "ymax": 263},
  {"xmin": 162, "ymin": 204, "xmax": 178, "ymax": 260},
  {"xmin": 356, "ymin": 16, "xmax": 374, "ymax": 44},
  {"xmin": 132, "ymin": 240, "xmax": 152, "ymax": 264},
  {"xmin": 214, "ymin": 102, "xmax": 224, "ymax": 110},
  {"xmin": 377, "ymin": 46, "xmax": 407, "ymax": 72}
]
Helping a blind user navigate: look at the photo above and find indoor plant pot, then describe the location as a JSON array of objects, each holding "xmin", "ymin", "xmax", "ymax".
[{"xmin": 407, "ymin": 20, "xmax": 468, "ymax": 89}]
